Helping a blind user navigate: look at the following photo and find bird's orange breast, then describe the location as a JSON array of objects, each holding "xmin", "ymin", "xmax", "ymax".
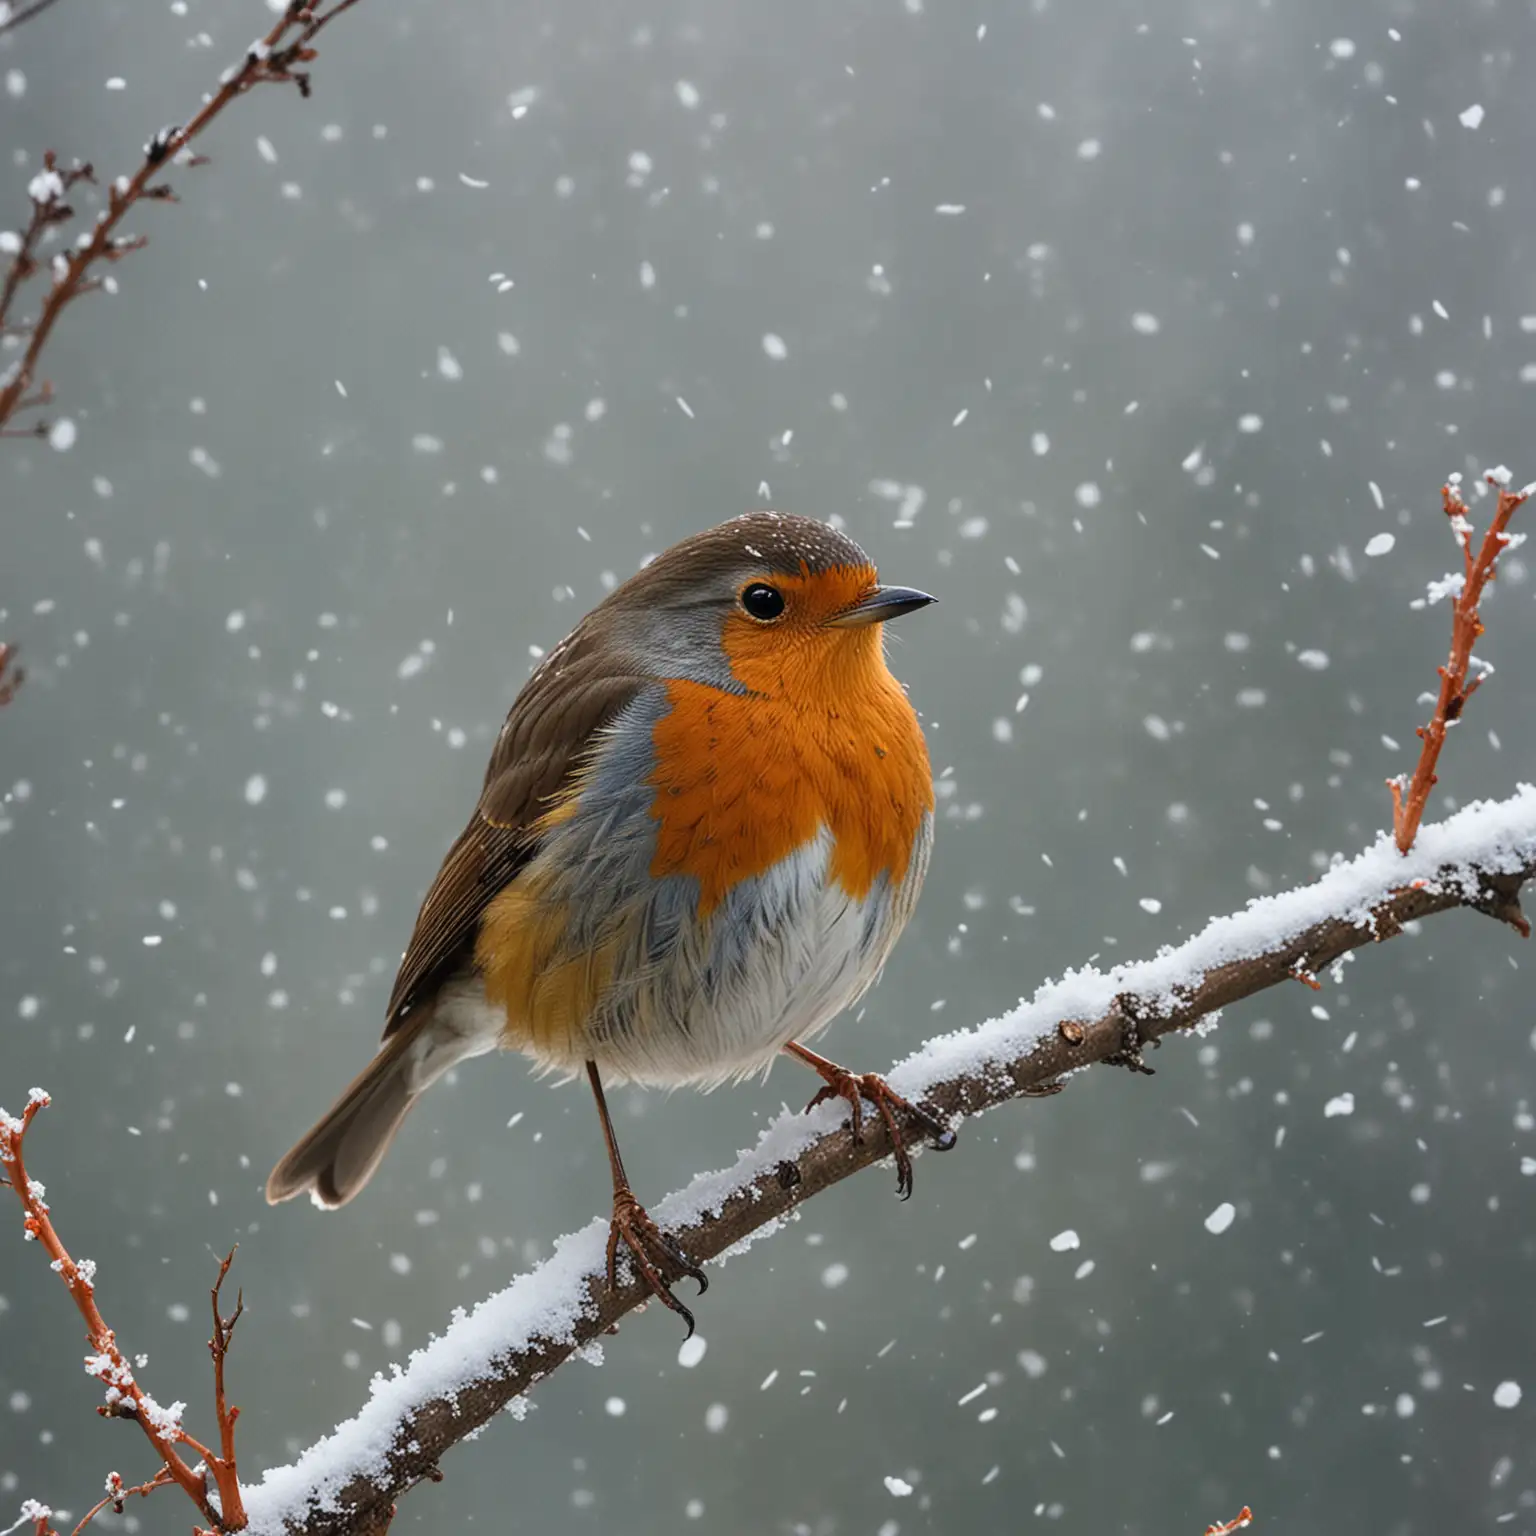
[{"xmin": 647, "ymin": 631, "xmax": 933, "ymax": 916}]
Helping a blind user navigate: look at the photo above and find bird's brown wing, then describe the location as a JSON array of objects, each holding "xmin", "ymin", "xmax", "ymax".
[{"xmin": 381, "ymin": 639, "xmax": 648, "ymax": 1037}]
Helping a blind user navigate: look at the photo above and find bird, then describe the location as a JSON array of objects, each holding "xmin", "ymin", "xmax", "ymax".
[{"xmin": 265, "ymin": 511, "xmax": 950, "ymax": 1331}]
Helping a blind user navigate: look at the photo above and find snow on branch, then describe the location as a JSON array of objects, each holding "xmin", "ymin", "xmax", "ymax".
[{"xmin": 229, "ymin": 787, "xmax": 1536, "ymax": 1536}]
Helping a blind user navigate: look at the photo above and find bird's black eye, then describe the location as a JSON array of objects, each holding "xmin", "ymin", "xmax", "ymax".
[{"xmin": 740, "ymin": 583, "xmax": 786, "ymax": 621}]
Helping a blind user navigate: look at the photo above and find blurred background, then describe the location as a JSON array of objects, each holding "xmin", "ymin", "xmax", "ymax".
[{"xmin": 3, "ymin": 0, "xmax": 1535, "ymax": 1531}]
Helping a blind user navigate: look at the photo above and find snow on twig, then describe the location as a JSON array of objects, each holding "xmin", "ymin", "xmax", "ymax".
[
  {"xmin": 1389, "ymin": 472, "xmax": 1529, "ymax": 852},
  {"xmin": 0, "ymin": 1098, "xmax": 249, "ymax": 1532}
]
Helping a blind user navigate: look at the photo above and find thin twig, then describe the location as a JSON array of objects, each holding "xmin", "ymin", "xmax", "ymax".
[
  {"xmin": 206, "ymin": 1248, "xmax": 247, "ymax": 1522},
  {"xmin": 0, "ymin": 641, "xmax": 22, "ymax": 705},
  {"xmin": 1390, "ymin": 471, "xmax": 1529, "ymax": 852},
  {"xmin": 0, "ymin": 0, "xmax": 366, "ymax": 436},
  {"xmin": 64, "ymin": 1470, "xmax": 176, "ymax": 1536},
  {"xmin": 0, "ymin": 1097, "xmax": 248, "ymax": 1531},
  {"xmin": 1205, "ymin": 1509, "xmax": 1254, "ymax": 1536}
]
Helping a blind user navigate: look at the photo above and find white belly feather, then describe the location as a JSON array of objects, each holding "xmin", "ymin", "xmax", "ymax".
[{"xmin": 433, "ymin": 818, "xmax": 928, "ymax": 1091}]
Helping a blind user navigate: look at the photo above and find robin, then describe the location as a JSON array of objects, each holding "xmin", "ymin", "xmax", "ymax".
[{"xmin": 266, "ymin": 512, "xmax": 951, "ymax": 1330}]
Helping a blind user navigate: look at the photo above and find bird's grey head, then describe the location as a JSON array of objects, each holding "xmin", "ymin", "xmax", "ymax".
[{"xmin": 596, "ymin": 512, "xmax": 932, "ymax": 690}]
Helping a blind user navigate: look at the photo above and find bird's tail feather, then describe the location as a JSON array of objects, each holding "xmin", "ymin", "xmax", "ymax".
[{"xmin": 265, "ymin": 1027, "xmax": 421, "ymax": 1209}]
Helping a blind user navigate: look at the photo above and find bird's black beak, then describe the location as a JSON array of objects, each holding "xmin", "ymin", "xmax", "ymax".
[{"xmin": 827, "ymin": 585, "xmax": 937, "ymax": 628}]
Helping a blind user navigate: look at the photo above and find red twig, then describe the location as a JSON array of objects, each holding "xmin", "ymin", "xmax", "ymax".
[
  {"xmin": 1205, "ymin": 1508, "xmax": 1254, "ymax": 1536},
  {"xmin": 0, "ymin": 0, "xmax": 365, "ymax": 436},
  {"xmin": 0, "ymin": 1093, "xmax": 248, "ymax": 1532},
  {"xmin": 0, "ymin": 641, "xmax": 23, "ymax": 706},
  {"xmin": 4, "ymin": 1469, "xmax": 174, "ymax": 1536},
  {"xmin": 202, "ymin": 1247, "xmax": 247, "ymax": 1524},
  {"xmin": 26, "ymin": 1469, "xmax": 178, "ymax": 1536},
  {"xmin": 1389, "ymin": 472, "xmax": 1529, "ymax": 854}
]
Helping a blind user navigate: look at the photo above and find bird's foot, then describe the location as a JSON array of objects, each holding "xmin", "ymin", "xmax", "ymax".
[
  {"xmin": 606, "ymin": 1187, "xmax": 707, "ymax": 1337},
  {"xmin": 804, "ymin": 1065, "xmax": 957, "ymax": 1199}
]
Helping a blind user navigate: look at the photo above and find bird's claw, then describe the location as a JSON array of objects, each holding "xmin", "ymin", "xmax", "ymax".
[
  {"xmin": 606, "ymin": 1189, "xmax": 707, "ymax": 1337},
  {"xmin": 805, "ymin": 1068, "xmax": 956, "ymax": 1199}
]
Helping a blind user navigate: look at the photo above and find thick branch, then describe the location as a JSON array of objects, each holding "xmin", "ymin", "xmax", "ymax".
[{"xmin": 241, "ymin": 787, "xmax": 1536, "ymax": 1536}]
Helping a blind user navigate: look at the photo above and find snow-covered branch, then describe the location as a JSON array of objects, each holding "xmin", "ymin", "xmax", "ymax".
[{"xmin": 238, "ymin": 788, "xmax": 1536, "ymax": 1536}]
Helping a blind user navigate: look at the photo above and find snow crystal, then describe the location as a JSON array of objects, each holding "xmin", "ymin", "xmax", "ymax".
[
  {"xmin": 1365, "ymin": 533, "xmax": 1396, "ymax": 557},
  {"xmin": 1418, "ymin": 571, "xmax": 1466, "ymax": 608},
  {"xmin": 675, "ymin": 80, "xmax": 700, "ymax": 109},
  {"xmin": 1049, "ymin": 1229, "xmax": 1080, "ymax": 1253},
  {"xmin": 1139, "ymin": 897, "xmax": 1162, "ymax": 913},
  {"xmin": 1204, "ymin": 1202, "xmax": 1236, "ymax": 1235},
  {"xmin": 884, "ymin": 1477, "xmax": 914, "ymax": 1497},
  {"xmin": 1324, "ymin": 1093, "xmax": 1355, "ymax": 1118},
  {"xmin": 677, "ymin": 1334, "xmax": 707, "ymax": 1368},
  {"xmin": 821, "ymin": 1262, "xmax": 849, "ymax": 1288},
  {"xmin": 1493, "ymin": 1380, "xmax": 1522, "ymax": 1409},
  {"xmin": 761, "ymin": 333, "xmax": 787, "ymax": 360},
  {"xmin": 1296, "ymin": 649, "xmax": 1330, "ymax": 671},
  {"xmin": 1131, "ymin": 312, "xmax": 1160, "ymax": 335},
  {"xmin": 243, "ymin": 774, "xmax": 268, "ymax": 806},
  {"xmin": 27, "ymin": 169, "xmax": 64, "ymax": 204},
  {"xmin": 47, "ymin": 418, "xmax": 77, "ymax": 452},
  {"xmin": 1459, "ymin": 103, "xmax": 1485, "ymax": 130}
]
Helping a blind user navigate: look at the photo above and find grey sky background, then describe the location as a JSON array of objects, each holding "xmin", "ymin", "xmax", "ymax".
[{"xmin": 3, "ymin": 1, "xmax": 1535, "ymax": 1532}]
